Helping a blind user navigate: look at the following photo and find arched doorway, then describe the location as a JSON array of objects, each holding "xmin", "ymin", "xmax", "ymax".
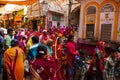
[
  {"xmin": 100, "ymin": 4, "xmax": 114, "ymax": 41},
  {"xmin": 71, "ymin": 6, "xmax": 80, "ymax": 26}
]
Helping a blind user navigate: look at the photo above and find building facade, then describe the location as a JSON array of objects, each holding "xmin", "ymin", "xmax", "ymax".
[
  {"xmin": 78, "ymin": 0, "xmax": 120, "ymax": 42},
  {"xmin": 26, "ymin": 0, "xmax": 66, "ymax": 30}
]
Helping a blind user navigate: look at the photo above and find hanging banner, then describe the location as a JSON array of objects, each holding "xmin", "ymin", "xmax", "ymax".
[{"xmin": 16, "ymin": 9, "xmax": 24, "ymax": 16}]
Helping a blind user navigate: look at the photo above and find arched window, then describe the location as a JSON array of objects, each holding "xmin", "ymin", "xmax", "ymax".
[
  {"xmin": 87, "ymin": 6, "xmax": 96, "ymax": 15},
  {"xmin": 100, "ymin": 4, "xmax": 114, "ymax": 41},
  {"xmin": 86, "ymin": 6, "xmax": 96, "ymax": 39},
  {"xmin": 101, "ymin": 4, "xmax": 114, "ymax": 12}
]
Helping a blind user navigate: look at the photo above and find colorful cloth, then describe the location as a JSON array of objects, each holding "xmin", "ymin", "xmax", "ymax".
[
  {"xmin": 31, "ymin": 55, "xmax": 57, "ymax": 80},
  {"xmin": 26, "ymin": 38, "xmax": 33, "ymax": 52},
  {"xmin": 0, "ymin": 35, "xmax": 3, "ymax": 43},
  {"xmin": 18, "ymin": 39, "xmax": 26, "ymax": 52},
  {"xmin": 84, "ymin": 48, "xmax": 104, "ymax": 80},
  {"xmin": 66, "ymin": 41, "xmax": 78, "ymax": 80},
  {"xmin": 4, "ymin": 46, "xmax": 25, "ymax": 80},
  {"xmin": 46, "ymin": 46, "xmax": 53, "ymax": 55},
  {"xmin": 105, "ymin": 57, "xmax": 118, "ymax": 79},
  {"xmin": 27, "ymin": 43, "xmax": 39, "ymax": 60},
  {"xmin": 66, "ymin": 41, "xmax": 78, "ymax": 67},
  {"xmin": 39, "ymin": 34, "xmax": 49, "ymax": 44},
  {"xmin": 53, "ymin": 43, "xmax": 66, "ymax": 80},
  {"xmin": 4, "ymin": 35, "xmax": 12, "ymax": 48}
]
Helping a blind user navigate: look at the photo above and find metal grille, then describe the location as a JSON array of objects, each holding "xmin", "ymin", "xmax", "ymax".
[
  {"xmin": 100, "ymin": 24, "xmax": 112, "ymax": 41},
  {"xmin": 86, "ymin": 24, "xmax": 94, "ymax": 39}
]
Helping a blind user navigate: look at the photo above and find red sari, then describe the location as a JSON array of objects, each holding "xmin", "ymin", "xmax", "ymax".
[
  {"xmin": 31, "ymin": 55, "xmax": 57, "ymax": 80},
  {"xmin": 84, "ymin": 41, "xmax": 105, "ymax": 80},
  {"xmin": 53, "ymin": 43, "xmax": 66, "ymax": 80}
]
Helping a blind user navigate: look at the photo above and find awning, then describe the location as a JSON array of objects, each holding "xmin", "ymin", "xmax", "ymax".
[{"xmin": 0, "ymin": 0, "xmax": 38, "ymax": 5}]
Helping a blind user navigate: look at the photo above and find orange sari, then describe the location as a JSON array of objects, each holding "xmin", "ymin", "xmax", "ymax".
[{"xmin": 4, "ymin": 46, "xmax": 25, "ymax": 80}]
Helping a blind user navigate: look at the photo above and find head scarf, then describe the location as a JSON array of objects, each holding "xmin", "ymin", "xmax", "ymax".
[
  {"xmin": 58, "ymin": 33, "xmax": 62, "ymax": 37},
  {"xmin": 97, "ymin": 41, "xmax": 105, "ymax": 50},
  {"xmin": 37, "ymin": 44, "xmax": 47, "ymax": 58}
]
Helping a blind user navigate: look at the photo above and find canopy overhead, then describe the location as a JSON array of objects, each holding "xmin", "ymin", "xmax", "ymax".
[{"xmin": 0, "ymin": 0, "xmax": 38, "ymax": 5}]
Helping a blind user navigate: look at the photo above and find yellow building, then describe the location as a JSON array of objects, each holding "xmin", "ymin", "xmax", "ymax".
[{"xmin": 77, "ymin": 0, "xmax": 120, "ymax": 42}]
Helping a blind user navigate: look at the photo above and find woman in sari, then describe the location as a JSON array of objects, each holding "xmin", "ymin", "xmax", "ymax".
[
  {"xmin": 30, "ymin": 44, "xmax": 57, "ymax": 80},
  {"xmin": 53, "ymin": 37, "xmax": 66, "ymax": 80},
  {"xmin": 46, "ymin": 39, "xmax": 53, "ymax": 56},
  {"xmin": 84, "ymin": 41, "xmax": 105, "ymax": 80},
  {"xmin": 3, "ymin": 39, "xmax": 25, "ymax": 80},
  {"xmin": 95, "ymin": 41, "xmax": 106, "ymax": 58},
  {"xmin": 84, "ymin": 52, "xmax": 104, "ymax": 80}
]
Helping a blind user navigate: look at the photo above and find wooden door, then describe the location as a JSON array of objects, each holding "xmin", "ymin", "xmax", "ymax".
[{"xmin": 100, "ymin": 24, "xmax": 112, "ymax": 41}]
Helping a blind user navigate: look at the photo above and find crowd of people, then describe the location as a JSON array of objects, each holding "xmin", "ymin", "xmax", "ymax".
[{"xmin": 0, "ymin": 26, "xmax": 120, "ymax": 80}]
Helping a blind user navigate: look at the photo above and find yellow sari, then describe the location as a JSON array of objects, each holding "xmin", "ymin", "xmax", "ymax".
[
  {"xmin": 26, "ymin": 38, "xmax": 33, "ymax": 51},
  {"xmin": 4, "ymin": 46, "xmax": 25, "ymax": 80}
]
